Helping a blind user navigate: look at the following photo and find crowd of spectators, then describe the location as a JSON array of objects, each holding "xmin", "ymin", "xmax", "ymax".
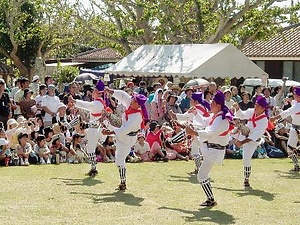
[{"xmin": 0, "ymin": 76, "xmax": 293, "ymax": 167}]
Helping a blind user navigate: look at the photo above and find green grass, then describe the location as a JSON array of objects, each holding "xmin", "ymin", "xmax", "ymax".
[{"xmin": 0, "ymin": 158, "xmax": 299, "ymax": 225}]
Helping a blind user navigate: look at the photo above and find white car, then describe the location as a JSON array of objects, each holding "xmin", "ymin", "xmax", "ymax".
[{"xmin": 243, "ymin": 78, "xmax": 300, "ymax": 93}]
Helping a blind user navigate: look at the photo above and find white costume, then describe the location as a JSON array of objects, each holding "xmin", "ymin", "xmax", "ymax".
[
  {"xmin": 106, "ymin": 90, "xmax": 144, "ymax": 188},
  {"xmin": 176, "ymin": 104, "xmax": 210, "ymax": 172},
  {"xmin": 75, "ymin": 99, "xmax": 105, "ymax": 154},
  {"xmin": 109, "ymin": 90, "xmax": 142, "ymax": 166},
  {"xmin": 278, "ymin": 101, "xmax": 300, "ymax": 170},
  {"xmin": 75, "ymin": 98, "xmax": 105, "ymax": 173},
  {"xmin": 195, "ymin": 110, "xmax": 231, "ymax": 205},
  {"xmin": 235, "ymin": 108, "xmax": 268, "ymax": 167}
]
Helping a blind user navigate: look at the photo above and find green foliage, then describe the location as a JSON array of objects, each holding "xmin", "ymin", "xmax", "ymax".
[
  {"xmin": 76, "ymin": 0, "xmax": 300, "ymax": 53},
  {"xmin": 52, "ymin": 65, "xmax": 79, "ymax": 85}
]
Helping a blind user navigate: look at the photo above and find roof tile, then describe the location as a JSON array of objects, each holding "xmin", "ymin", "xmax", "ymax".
[{"xmin": 242, "ymin": 24, "xmax": 300, "ymax": 58}]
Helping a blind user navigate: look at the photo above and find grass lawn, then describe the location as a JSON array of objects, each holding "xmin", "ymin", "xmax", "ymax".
[{"xmin": 0, "ymin": 158, "xmax": 299, "ymax": 225}]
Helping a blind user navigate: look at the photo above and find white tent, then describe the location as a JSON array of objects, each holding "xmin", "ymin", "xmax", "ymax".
[{"xmin": 105, "ymin": 43, "xmax": 268, "ymax": 79}]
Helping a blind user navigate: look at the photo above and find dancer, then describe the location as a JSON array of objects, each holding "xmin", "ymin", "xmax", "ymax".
[
  {"xmin": 102, "ymin": 89, "xmax": 148, "ymax": 190},
  {"xmin": 171, "ymin": 92, "xmax": 211, "ymax": 174},
  {"xmin": 185, "ymin": 90, "xmax": 233, "ymax": 206},
  {"xmin": 69, "ymin": 80, "xmax": 106, "ymax": 177},
  {"xmin": 270, "ymin": 87, "xmax": 300, "ymax": 171},
  {"xmin": 233, "ymin": 96, "xmax": 269, "ymax": 186}
]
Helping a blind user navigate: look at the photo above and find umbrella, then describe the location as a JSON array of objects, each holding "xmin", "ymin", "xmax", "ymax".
[
  {"xmin": 74, "ymin": 73, "xmax": 99, "ymax": 83},
  {"xmin": 183, "ymin": 78, "xmax": 210, "ymax": 89}
]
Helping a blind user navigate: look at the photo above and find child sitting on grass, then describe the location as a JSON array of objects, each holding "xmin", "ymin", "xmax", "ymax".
[
  {"xmin": 34, "ymin": 135, "xmax": 51, "ymax": 164},
  {"xmin": 134, "ymin": 133, "xmax": 152, "ymax": 162}
]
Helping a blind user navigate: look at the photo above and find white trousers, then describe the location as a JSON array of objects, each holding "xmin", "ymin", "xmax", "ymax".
[
  {"xmin": 115, "ymin": 135, "xmax": 136, "ymax": 166},
  {"xmin": 287, "ymin": 128, "xmax": 298, "ymax": 153},
  {"xmin": 197, "ymin": 145, "xmax": 225, "ymax": 182},
  {"xmin": 86, "ymin": 127, "xmax": 104, "ymax": 154},
  {"xmin": 242, "ymin": 141, "xmax": 258, "ymax": 167}
]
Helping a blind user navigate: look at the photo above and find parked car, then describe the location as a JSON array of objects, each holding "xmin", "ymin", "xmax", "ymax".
[{"xmin": 243, "ymin": 78, "xmax": 300, "ymax": 94}]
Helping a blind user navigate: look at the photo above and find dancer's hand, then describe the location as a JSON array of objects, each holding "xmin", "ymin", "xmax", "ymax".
[
  {"xmin": 187, "ymin": 106, "xmax": 196, "ymax": 115},
  {"xmin": 185, "ymin": 125, "xmax": 197, "ymax": 136},
  {"xmin": 105, "ymin": 87, "xmax": 114, "ymax": 95}
]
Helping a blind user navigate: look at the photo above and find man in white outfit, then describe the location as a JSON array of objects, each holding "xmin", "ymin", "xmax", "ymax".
[
  {"xmin": 186, "ymin": 90, "xmax": 233, "ymax": 207},
  {"xmin": 270, "ymin": 87, "xmax": 300, "ymax": 171},
  {"xmin": 102, "ymin": 89, "xmax": 148, "ymax": 190},
  {"xmin": 173, "ymin": 92, "xmax": 211, "ymax": 174},
  {"xmin": 69, "ymin": 80, "xmax": 106, "ymax": 177},
  {"xmin": 233, "ymin": 96, "xmax": 269, "ymax": 187}
]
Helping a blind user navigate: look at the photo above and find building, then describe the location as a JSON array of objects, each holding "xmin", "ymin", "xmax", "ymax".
[{"xmin": 242, "ymin": 24, "xmax": 300, "ymax": 80}]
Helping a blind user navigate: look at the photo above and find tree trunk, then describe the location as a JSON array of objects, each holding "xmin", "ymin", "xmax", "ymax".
[{"xmin": 10, "ymin": 53, "xmax": 29, "ymax": 77}]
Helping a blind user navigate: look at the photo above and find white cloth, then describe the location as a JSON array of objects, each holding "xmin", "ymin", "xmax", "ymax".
[
  {"xmin": 112, "ymin": 90, "xmax": 143, "ymax": 166},
  {"xmin": 41, "ymin": 95, "xmax": 60, "ymax": 122},
  {"xmin": 280, "ymin": 101, "xmax": 300, "ymax": 149},
  {"xmin": 134, "ymin": 142, "xmax": 150, "ymax": 154},
  {"xmin": 280, "ymin": 101, "xmax": 300, "ymax": 126},
  {"xmin": 235, "ymin": 108, "xmax": 268, "ymax": 142},
  {"xmin": 75, "ymin": 99, "xmax": 105, "ymax": 122},
  {"xmin": 75, "ymin": 98, "xmax": 105, "ymax": 153},
  {"xmin": 196, "ymin": 112, "xmax": 230, "ymax": 147}
]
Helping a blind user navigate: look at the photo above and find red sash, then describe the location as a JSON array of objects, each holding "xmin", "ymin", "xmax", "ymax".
[
  {"xmin": 195, "ymin": 105, "xmax": 210, "ymax": 117},
  {"xmin": 209, "ymin": 114, "xmax": 233, "ymax": 136},
  {"xmin": 125, "ymin": 107, "xmax": 145, "ymax": 129},
  {"xmin": 91, "ymin": 98, "xmax": 107, "ymax": 117},
  {"xmin": 249, "ymin": 113, "xmax": 266, "ymax": 128}
]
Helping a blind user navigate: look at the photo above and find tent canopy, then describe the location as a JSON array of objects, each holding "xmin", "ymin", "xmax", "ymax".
[{"xmin": 105, "ymin": 43, "xmax": 267, "ymax": 79}]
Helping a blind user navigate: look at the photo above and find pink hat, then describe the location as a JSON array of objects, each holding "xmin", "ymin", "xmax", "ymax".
[
  {"xmin": 137, "ymin": 133, "xmax": 145, "ymax": 138},
  {"xmin": 127, "ymin": 82, "xmax": 134, "ymax": 87}
]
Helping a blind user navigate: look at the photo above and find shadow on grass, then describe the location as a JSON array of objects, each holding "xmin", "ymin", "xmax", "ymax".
[
  {"xmin": 158, "ymin": 206, "xmax": 235, "ymax": 224},
  {"xmin": 50, "ymin": 177, "xmax": 103, "ymax": 186},
  {"xmin": 70, "ymin": 191, "xmax": 144, "ymax": 206},
  {"xmin": 274, "ymin": 170, "xmax": 300, "ymax": 180},
  {"xmin": 215, "ymin": 187, "xmax": 275, "ymax": 201},
  {"xmin": 168, "ymin": 174, "xmax": 198, "ymax": 184}
]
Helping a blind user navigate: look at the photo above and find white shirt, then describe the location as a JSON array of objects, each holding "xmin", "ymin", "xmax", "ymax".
[
  {"xmin": 112, "ymin": 90, "xmax": 142, "ymax": 138},
  {"xmin": 134, "ymin": 141, "xmax": 150, "ymax": 154},
  {"xmin": 235, "ymin": 108, "xmax": 268, "ymax": 141},
  {"xmin": 75, "ymin": 98, "xmax": 105, "ymax": 122},
  {"xmin": 196, "ymin": 111, "xmax": 231, "ymax": 146},
  {"xmin": 280, "ymin": 101, "xmax": 300, "ymax": 126},
  {"xmin": 41, "ymin": 95, "xmax": 60, "ymax": 121}
]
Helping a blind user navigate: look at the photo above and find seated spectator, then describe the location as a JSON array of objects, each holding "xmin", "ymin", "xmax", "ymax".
[
  {"xmin": 145, "ymin": 121, "xmax": 168, "ymax": 161},
  {"xmin": 239, "ymin": 92, "xmax": 254, "ymax": 111},
  {"xmin": 134, "ymin": 133, "xmax": 152, "ymax": 162},
  {"xmin": 16, "ymin": 133, "xmax": 34, "ymax": 166},
  {"xmin": 50, "ymin": 134, "xmax": 69, "ymax": 164},
  {"xmin": 0, "ymin": 138, "xmax": 10, "ymax": 166},
  {"xmin": 231, "ymin": 86, "xmax": 242, "ymax": 103},
  {"xmin": 44, "ymin": 127, "xmax": 54, "ymax": 148},
  {"xmin": 165, "ymin": 93, "xmax": 182, "ymax": 122},
  {"xmin": 102, "ymin": 135, "xmax": 116, "ymax": 162},
  {"xmin": 5, "ymin": 119, "xmax": 19, "ymax": 149},
  {"xmin": 68, "ymin": 133, "xmax": 87, "ymax": 164},
  {"xmin": 34, "ymin": 135, "xmax": 51, "ymax": 164},
  {"xmin": 19, "ymin": 88, "xmax": 36, "ymax": 119},
  {"xmin": 274, "ymin": 123, "xmax": 289, "ymax": 156}
]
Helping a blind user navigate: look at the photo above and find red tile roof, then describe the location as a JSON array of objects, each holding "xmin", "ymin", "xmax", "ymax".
[
  {"xmin": 242, "ymin": 24, "xmax": 300, "ymax": 58},
  {"xmin": 73, "ymin": 47, "xmax": 122, "ymax": 62}
]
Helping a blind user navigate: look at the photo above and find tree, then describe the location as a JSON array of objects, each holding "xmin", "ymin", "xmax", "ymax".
[
  {"xmin": 74, "ymin": 0, "xmax": 300, "ymax": 53},
  {"xmin": 0, "ymin": 0, "xmax": 83, "ymax": 79}
]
